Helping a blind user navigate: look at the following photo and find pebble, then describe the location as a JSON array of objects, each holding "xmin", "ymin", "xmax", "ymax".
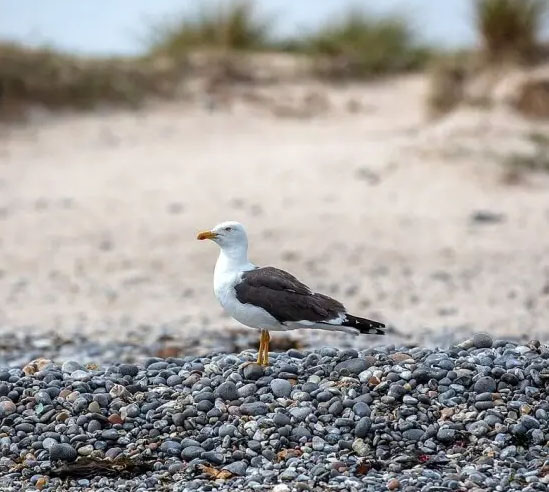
[
  {"xmin": 215, "ymin": 381, "xmax": 239, "ymax": 401},
  {"xmin": 474, "ymin": 376, "xmax": 497, "ymax": 393},
  {"xmin": 437, "ymin": 428, "xmax": 456, "ymax": 443},
  {"xmin": 335, "ymin": 358, "xmax": 368, "ymax": 374},
  {"xmin": 402, "ymin": 428, "xmax": 424, "ymax": 441},
  {"xmin": 355, "ymin": 417, "xmax": 372, "ymax": 438},
  {"xmin": 160, "ymin": 440, "xmax": 182, "ymax": 456},
  {"xmin": 290, "ymin": 407, "xmax": 311, "ymax": 421},
  {"xmin": 241, "ymin": 402, "xmax": 269, "ymax": 416},
  {"xmin": 0, "ymin": 337, "xmax": 547, "ymax": 491},
  {"xmin": 182, "ymin": 446, "xmax": 203, "ymax": 460},
  {"xmin": 224, "ymin": 460, "xmax": 248, "ymax": 476},
  {"xmin": 61, "ymin": 360, "xmax": 84, "ymax": 373},
  {"xmin": 271, "ymin": 378, "xmax": 292, "ymax": 398},
  {"xmin": 77, "ymin": 444, "xmax": 93, "ymax": 456},
  {"xmin": 473, "ymin": 333, "xmax": 493, "ymax": 349},
  {"xmin": 0, "ymin": 400, "xmax": 16, "ymax": 417},
  {"xmin": 387, "ymin": 478, "xmax": 400, "ymax": 490},
  {"xmin": 119, "ymin": 364, "xmax": 139, "ymax": 377},
  {"xmin": 101, "ymin": 429, "xmax": 119, "ymax": 440},
  {"xmin": 353, "ymin": 402, "xmax": 370, "ymax": 416},
  {"xmin": 242, "ymin": 364, "xmax": 264, "ymax": 380},
  {"xmin": 49, "ymin": 443, "xmax": 77, "ymax": 462},
  {"xmin": 312, "ymin": 436, "xmax": 325, "ymax": 451}
]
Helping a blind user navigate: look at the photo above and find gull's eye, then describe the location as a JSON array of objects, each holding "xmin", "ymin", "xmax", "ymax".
[{"xmin": 225, "ymin": 227, "xmax": 232, "ymax": 232}]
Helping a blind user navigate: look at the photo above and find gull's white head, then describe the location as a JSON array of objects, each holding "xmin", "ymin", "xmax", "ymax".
[{"xmin": 197, "ymin": 221, "xmax": 248, "ymax": 251}]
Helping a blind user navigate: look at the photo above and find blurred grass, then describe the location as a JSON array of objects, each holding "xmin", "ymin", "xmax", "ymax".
[
  {"xmin": 503, "ymin": 132, "xmax": 549, "ymax": 175},
  {"xmin": 499, "ymin": 131, "xmax": 549, "ymax": 185},
  {"xmin": 0, "ymin": 43, "xmax": 179, "ymax": 118},
  {"xmin": 426, "ymin": 52, "xmax": 477, "ymax": 116},
  {"xmin": 475, "ymin": 0, "xmax": 548, "ymax": 63},
  {"xmin": 146, "ymin": 1, "xmax": 273, "ymax": 58},
  {"xmin": 4, "ymin": 1, "xmax": 549, "ymax": 119},
  {"xmin": 299, "ymin": 12, "xmax": 431, "ymax": 79},
  {"xmin": 0, "ymin": 5, "xmax": 432, "ymax": 118},
  {"xmin": 427, "ymin": 0, "xmax": 549, "ymax": 118}
]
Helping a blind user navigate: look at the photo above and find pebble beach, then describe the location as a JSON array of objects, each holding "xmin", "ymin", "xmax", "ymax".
[{"xmin": 1, "ymin": 334, "xmax": 548, "ymax": 491}]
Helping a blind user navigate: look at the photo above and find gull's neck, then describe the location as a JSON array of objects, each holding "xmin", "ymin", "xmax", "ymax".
[{"xmin": 215, "ymin": 242, "xmax": 253, "ymax": 277}]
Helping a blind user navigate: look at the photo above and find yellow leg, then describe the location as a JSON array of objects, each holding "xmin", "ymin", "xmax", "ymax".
[
  {"xmin": 256, "ymin": 330, "xmax": 270, "ymax": 366},
  {"xmin": 263, "ymin": 331, "xmax": 270, "ymax": 366},
  {"xmin": 256, "ymin": 331, "xmax": 265, "ymax": 365}
]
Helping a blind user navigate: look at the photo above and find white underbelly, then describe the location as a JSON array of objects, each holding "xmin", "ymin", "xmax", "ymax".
[
  {"xmin": 228, "ymin": 300, "xmax": 282, "ymax": 330},
  {"xmin": 214, "ymin": 278, "xmax": 282, "ymax": 331}
]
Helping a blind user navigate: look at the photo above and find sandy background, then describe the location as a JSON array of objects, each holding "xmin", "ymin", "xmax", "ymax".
[{"xmin": 1, "ymin": 74, "xmax": 549, "ymax": 357}]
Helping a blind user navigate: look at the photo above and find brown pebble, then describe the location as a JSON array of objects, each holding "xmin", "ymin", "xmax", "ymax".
[
  {"xmin": 520, "ymin": 404, "xmax": 532, "ymax": 414},
  {"xmin": 387, "ymin": 478, "xmax": 400, "ymax": 490},
  {"xmin": 22, "ymin": 358, "xmax": 53, "ymax": 376},
  {"xmin": 66, "ymin": 391, "xmax": 80, "ymax": 402},
  {"xmin": 364, "ymin": 355, "xmax": 377, "ymax": 367},
  {"xmin": 36, "ymin": 477, "xmax": 48, "ymax": 490},
  {"xmin": 390, "ymin": 353, "xmax": 414, "ymax": 363},
  {"xmin": 440, "ymin": 408, "xmax": 454, "ymax": 419},
  {"xmin": 56, "ymin": 411, "xmax": 70, "ymax": 422},
  {"xmin": 108, "ymin": 414, "xmax": 123, "ymax": 425},
  {"xmin": 58, "ymin": 389, "xmax": 71, "ymax": 399}
]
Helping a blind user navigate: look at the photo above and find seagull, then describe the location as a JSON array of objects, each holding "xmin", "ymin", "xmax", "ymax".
[{"xmin": 197, "ymin": 221, "xmax": 385, "ymax": 366}]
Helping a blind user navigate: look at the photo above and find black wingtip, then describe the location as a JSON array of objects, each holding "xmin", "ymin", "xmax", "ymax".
[{"xmin": 344, "ymin": 315, "xmax": 386, "ymax": 335}]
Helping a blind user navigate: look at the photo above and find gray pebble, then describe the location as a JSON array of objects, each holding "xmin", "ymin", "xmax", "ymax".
[
  {"xmin": 61, "ymin": 361, "xmax": 84, "ymax": 373},
  {"xmin": 119, "ymin": 364, "xmax": 139, "ymax": 377},
  {"xmin": 101, "ymin": 429, "xmax": 119, "ymax": 440},
  {"xmin": 219, "ymin": 424, "xmax": 237, "ymax": 438},
  {"xmin": 215, "ymin": 381, "xmax": 239, "ymax": 401},
  {"xmin": 271, "ymin": 378, "xmax": 292, "ymax": 398},
  {"xmin": 290, "ymin": 407, "xmax": 311, "ymax": 421},
  {"xmin": 242, "ymin": 364, "xmax": 264, "ymax": 380},
  {"xmin": 49, "ymin": 443, "xmax": 77, "ymax": 462},
  {"xmin": 437, "ymin": 428, "xmax": 456, "ymax": 443},
  {"xmin": 352, "ymin": 402, "xmax": 370, "ymax": 417},
  {"xmin": 241, "ymin": 402, "xmax": 269, "ymax": 416},
  {"xmin": 160, "ymin": 440, "xmax": 182, "ymax": 456},
  {"xmin": 223, "ymin": 460, "xmax": 248, "ymax": 476},
  {"xmin": 181, "ymin": 446, "xmax": 203, "ymax": 460},
  {"xmin": 355, "ymin": 417, "xmax": 372, "ymax": 438},
  {"xmin": 335, "ymin": 358, "xmax": 368, "ymax": 375},
  {"xmin": 473, "ymin": 333, "xmax": 493, "ymax": 349},
  {"xmin": 474, "ymin": 376, "xmax": 496, "ymax": 393},
  {"xmin": 402, "ymin": 429, "xmax": 424, "ymax": 441}
]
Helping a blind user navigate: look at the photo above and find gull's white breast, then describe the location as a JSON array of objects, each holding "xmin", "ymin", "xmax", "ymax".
[{"xmin": 213, "ymin": 267, "xmax": 282, "ymax": 331}]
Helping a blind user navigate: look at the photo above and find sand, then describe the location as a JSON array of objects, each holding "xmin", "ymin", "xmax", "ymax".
[{"xmin": 1, "ymin": 74, "xmax": 549, "ymax": 350}]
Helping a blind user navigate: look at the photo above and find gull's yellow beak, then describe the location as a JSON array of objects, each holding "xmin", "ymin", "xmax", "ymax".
[{"xmin": 197, "ymin": 230, "xmax": 218, "ymax": 240}]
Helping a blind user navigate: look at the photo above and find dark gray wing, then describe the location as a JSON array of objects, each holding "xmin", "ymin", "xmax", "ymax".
[{"xmin": 235, "ymin": 266, "xmax": 345, "ymax": 323}]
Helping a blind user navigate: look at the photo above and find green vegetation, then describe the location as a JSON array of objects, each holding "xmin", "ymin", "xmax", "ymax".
[
  {"xmin": 475, "ymin": 0, "xmax": 548, "ymax": 63},
  {"xmin": 4, "ymin": 1, "xmax": 549, "ymax": 119},
  {"xmin": 427, "ymin": 0, "xmax": 549, "ymax": 117},
  {"xmin": 146, "ymin": 4, "xmax": 430, "ymax": 79},
  {"xmin": 0, "ymin": 4, "xmax": 433, "ymax": 118},
  {"xmin": 0, "ymin": 43, "xmax": 178, "ymax": 116},
  {"xmin": 301, "ymin": 13, "xmax": 430, "ymax": 79},
  {"xmin": 147, "ymin": 1, "xmax": 272, "ymax": 58}
]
